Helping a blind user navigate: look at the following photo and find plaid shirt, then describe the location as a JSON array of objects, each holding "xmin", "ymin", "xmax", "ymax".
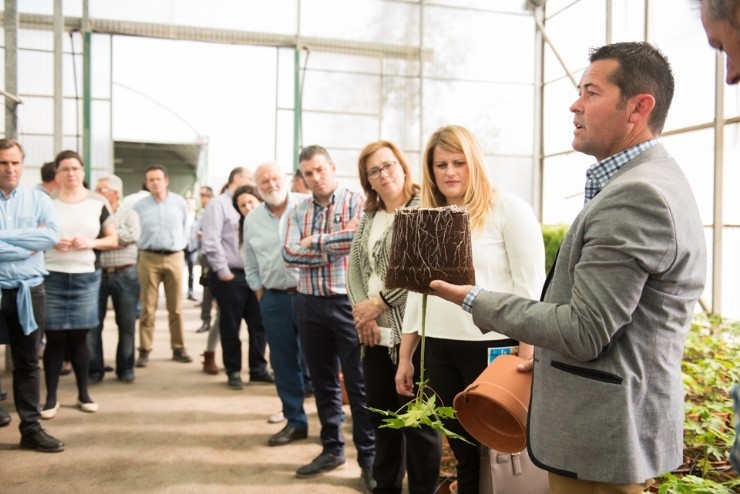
[
  {"xmin": 100, "ymin": 205, "xmax": 140, "ymax": 268},
  {"xmin": 584, "ymin": 139, "xmax": 657, "ymax": 205},
  {"xmin": 282, "ymin": 187, "xmax": 364, "ymax": 297}
]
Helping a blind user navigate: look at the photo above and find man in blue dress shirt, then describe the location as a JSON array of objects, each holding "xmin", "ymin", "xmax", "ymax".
[
  {"xmin": 0, "ymin": 138, "xmax": 64, "ymax": 452},
  {"xmin": 133, "ymin": 165, "xmax": 192, "ymax": 367}
]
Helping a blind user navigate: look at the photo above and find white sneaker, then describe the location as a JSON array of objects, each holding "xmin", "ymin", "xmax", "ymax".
[{"xmin": 267, "ymin": 411, "xmax": 285, "ymax": 424}]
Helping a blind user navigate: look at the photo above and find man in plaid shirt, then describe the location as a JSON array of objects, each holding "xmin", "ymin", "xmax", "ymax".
[
  {"xmin": 90, "ymin": 175, "xmax": 140, "ymax": 384},
  {"xmin": 282, "ymin": 145, "xmax": 375, "ymax": 491}
]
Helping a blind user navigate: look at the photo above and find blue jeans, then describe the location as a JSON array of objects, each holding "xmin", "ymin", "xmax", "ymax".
[
  {"xmin": 88, "ymin": 266, "xmax": 140, "ymax": 379},
  {"xmin": 260, "ymin": 289, "xmax": 307, "ymax": 429},
  {"xmin": 293, "ymin": 293, "xmax": 375, "ymax": 467}
]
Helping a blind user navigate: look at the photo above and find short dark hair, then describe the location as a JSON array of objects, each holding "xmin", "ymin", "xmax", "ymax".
[
  {"xmin": 41, "ymin": 161, "xmax": 56, "ymax": 182},
  {"xmin": 298, "ymin": 145, "xmax": 331, "ymax": 164},
  {"xmin": 54, "ymin": 149, "xmax": 84, "ymax": 170},
  {"xmin": 589, "ymin": 42, "xmax": 674, "ymax": 135},
  {"xmin": 293, "ymin": 168, "xmax": 305, "ymax": 181},
  {"xmin": 199, "ymin": 185, "xmax": 214, "ymax": 196},
  {"xmin": 144, "ymin": 165, "xmax": 168, "ymax": 178}
]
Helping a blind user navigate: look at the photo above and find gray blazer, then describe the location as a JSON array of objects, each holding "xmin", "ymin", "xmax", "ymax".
[{"xmin": 471, "ymin": 144, "xmax": 706, "ymax": 483}]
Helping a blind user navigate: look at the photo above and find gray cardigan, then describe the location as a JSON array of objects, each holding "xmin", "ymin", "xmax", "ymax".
[{"xmin": 347, "ymin": 194, "xmax": 420, "ymax": 362}]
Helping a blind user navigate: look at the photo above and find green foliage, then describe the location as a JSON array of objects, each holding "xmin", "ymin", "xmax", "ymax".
[
  {"xmin": 368, "ymin": 383, "xmax": 471, "ymax": 443},
  {"xmin": 656, "ymin": 473, "xmax": 740, "ymax": 494},
  {"xmin": 660, "ymin": 313, "xmax": 740, "ymax": 491},
  {"xmin": 368, "ymin": 293, "xmax": 473, "ymax": 445},
  {"xmin": 541, "ymin": 224, "xmax": 569, "ymax": 272}
]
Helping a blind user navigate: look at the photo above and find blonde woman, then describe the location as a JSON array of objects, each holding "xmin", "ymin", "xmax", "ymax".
[
  {"xmin": 395, "ymin": 125, "xmax": 545, "ymax": 494},
  {"xmin": 348, "ymin": 141, "xmax": 441, "ymax": 494}
]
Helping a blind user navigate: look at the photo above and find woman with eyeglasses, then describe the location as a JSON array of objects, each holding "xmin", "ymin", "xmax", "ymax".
[
  {"xmin": 395, "ymin": 126, "xmax": 545, "ymax": 494},
  {"xmin": 40, "ymin": 150, "xmax": 118, "ymax": 419},
  {"xmin": 348, "ymin": 140, "xmax": 441, "ymax": 494}
]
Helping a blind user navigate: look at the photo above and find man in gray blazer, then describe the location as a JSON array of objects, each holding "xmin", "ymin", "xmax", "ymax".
[{"xmin": 428, "ymin": 42, "xmax": 707, "ymax": 493}]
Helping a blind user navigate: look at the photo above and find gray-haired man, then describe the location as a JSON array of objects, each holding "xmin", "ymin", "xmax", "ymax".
[{"xmin": 89, "ymin": 175, "xmax": 141, "ymax": 383}]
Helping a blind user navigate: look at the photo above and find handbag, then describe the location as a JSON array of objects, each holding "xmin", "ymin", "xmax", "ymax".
[{"xmin": 479, "ymin": 447, "xmax": 549, "ymax": 494}]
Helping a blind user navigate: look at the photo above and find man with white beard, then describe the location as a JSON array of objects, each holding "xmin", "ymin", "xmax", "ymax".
[{"xmin": 243, "ymin": 163, "xmax": 311, "ymax": 446}]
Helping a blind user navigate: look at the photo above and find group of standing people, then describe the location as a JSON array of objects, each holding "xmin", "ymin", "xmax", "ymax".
[{"xmin": 1, "ymin": 4, "xmax": 739, "ymax": 493}]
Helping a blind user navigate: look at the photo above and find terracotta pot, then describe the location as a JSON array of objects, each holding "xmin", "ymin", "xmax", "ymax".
[{"xmin": 453, "ymin": 354, "xmax": 531, "ymax": 453}]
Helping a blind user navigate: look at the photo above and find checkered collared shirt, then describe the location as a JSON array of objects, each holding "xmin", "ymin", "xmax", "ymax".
[
  {"xmin": 282, "ymin": 187, "xmax": 364, "ymax": 297},
  {"xmin": 584, "ymin": 139, "xmax": 657, "ymax": 205}
]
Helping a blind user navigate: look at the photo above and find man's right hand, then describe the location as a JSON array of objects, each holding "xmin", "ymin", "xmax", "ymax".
[{"xmin": 219, "ymin": 272, "xmax": 235, "ymax": 282}]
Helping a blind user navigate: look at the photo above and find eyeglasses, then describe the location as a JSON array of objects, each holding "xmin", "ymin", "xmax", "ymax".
[
  {"xmin": 366, "ymin": 161, "xmax": 398, "ymax": 180},
  {"xmin": 95, "ymin": 188, "xmax": 111, "ymax": 194},
  {"xmin": 57, "ymin": 167, "xmax": 83, "ymax": 174}
]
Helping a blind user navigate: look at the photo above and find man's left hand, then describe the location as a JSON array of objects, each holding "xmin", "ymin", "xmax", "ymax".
[{"xmin": 428, "ymin": 280, "xmax": 473, "ymax": 306}]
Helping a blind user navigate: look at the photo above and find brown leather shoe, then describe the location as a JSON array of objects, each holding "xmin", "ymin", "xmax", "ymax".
[{"xmin": 202, "ymin": 351, "xmax": 219, "ymax": 374}]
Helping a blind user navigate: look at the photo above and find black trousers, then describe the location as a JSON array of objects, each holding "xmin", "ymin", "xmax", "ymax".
[
  {"xmin": 1, "ymin": 284, "xmax": 45, "ymax": 435},
  {"xmin": 426, "ymin": 336, "xmax": 517, "ymax": 494},
  {"xmin": 363, "ymin": 344, "xmax": 442, "ymax": 494},
  {"xmin": 209, "ymin": 271, "xmax": 267, "ymax": 376}
]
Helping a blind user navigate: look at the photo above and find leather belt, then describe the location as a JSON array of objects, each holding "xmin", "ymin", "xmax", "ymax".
[
  {"xmin": 142, "ymin": 249, "xmax": 179, "ymax": 255},
  {"xmin": 103, "ymin": 264, "xmax": 135, "ymax": 274},
  {"xmin": 267, "ymin": 287, "xmax": 297, "ymax": 294}
]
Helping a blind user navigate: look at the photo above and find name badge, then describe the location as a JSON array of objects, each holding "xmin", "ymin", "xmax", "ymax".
[{"xmin": 487, "ymin": 345, "xmax": 519, "ymax": 364}]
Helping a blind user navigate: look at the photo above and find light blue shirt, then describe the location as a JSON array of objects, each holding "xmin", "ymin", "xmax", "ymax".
[
  {"xmin": 134, "ymin": 192, "xmax": 188, "ymax": 251},
  {"xmin": 243, "ymin": 193, "xmax": 302, "ymax": 291},
  {"xmin": 0, "ymin": 185, "xmax": 60, "ymax": 334}
]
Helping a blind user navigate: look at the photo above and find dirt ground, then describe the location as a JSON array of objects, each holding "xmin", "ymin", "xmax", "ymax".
[{"xmin": 0, "ymin": 284, "xmax": 371, "ymax": 494}]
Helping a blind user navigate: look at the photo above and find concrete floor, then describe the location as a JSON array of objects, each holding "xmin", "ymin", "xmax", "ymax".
[{"xmin": 0, "ymin": 282, "xmax": 370, "ymax": 494}]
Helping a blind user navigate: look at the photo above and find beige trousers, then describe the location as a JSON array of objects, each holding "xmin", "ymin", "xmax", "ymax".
[
  {"xmin": 549, "ymin": 472, "xmax": 654, "ymax": 494},
  {"xmin": 138, "ymin": 250, "xmax": 185, "ymax": 351}
]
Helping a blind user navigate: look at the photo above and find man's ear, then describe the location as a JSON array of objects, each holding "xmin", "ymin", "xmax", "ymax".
[{"xmin": 628, "ymin": 94, "xmax": 656, "ymax": 125}]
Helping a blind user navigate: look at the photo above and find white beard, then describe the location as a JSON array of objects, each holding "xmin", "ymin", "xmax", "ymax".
[{"xmin": 262, "ymin": 188, "xmax": 288, "ymax": 207}]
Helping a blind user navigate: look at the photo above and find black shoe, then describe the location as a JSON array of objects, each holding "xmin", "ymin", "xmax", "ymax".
[
  {"xmin": 195, "ymin": 321, "xmax": 210, "ymax": 333},
  {"xmin": 117, "ymin": 372, "xmax": 135, "ymax": 383},
  {"xmin": 135, "ymin": 350, "xmax": 150, "ymax": 368},
  {"xmin": 268, "ymin": 425, "xmax": 308, "ymax": 446},
  {"xmin": 304, "ymin": 383, "xmax": 315, "ymax": 397},
  {"xmin": 0, "ymin": 407, "xmax": 10, "ymax": 427},
  {"xmin": 172, "ymin": 348, "xmax": 192, "ymax": 363},
  {"xmin": 60, "ymin": 361, "xmax": 72, "ymax": 376},
  {"xmin": 295, "ymin": 452, "xmax": 345, "ymax": 477},
  {"xmin": 20, "ymin": 428, "xmax": 65, "ymax": 453},
  {"xmin": 360, "ymin": 465, "xmax": 377, "ymax": 493},
  {"xmin": 104, "ymin": 365, "xmax": 114, "ymax": 372},
  {"xmin": 250, "ymin": 370, "xmax": 275, "ymax": 384},
  {"xmin": 227, "ymin": 371, "xmax": 244, "ymax": 390},
  {"xmin": 88, "ymin": 373, "xmax": 104, "ymax": 384}
]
